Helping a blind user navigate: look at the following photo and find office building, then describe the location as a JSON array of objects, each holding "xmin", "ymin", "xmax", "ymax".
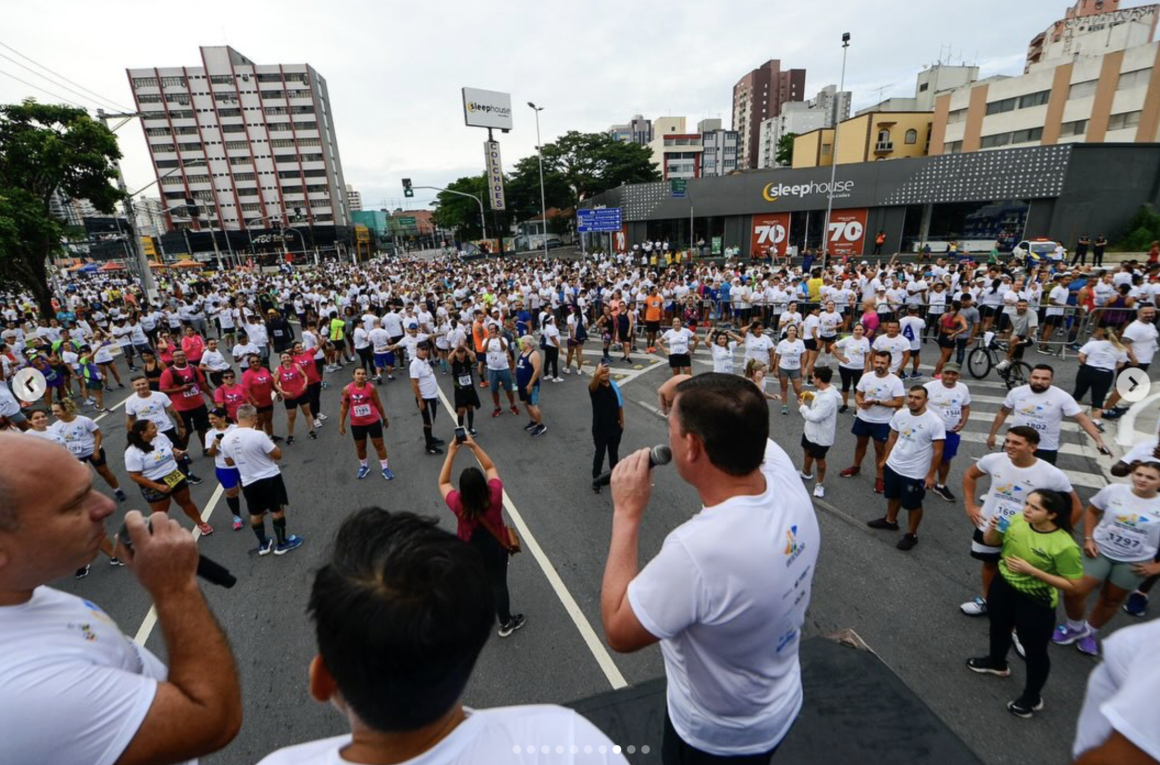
[
  {"xmin": 758, "ymin": 86, "xmax": 851, "ymax": 169},
  {"xmin": 792, "ymin": 112, "xmax": 933, "ymax": 168},
  {"xmin": 732, "ymin": 59, "xmax": 807, "ymax": 169},
  {"xmin": 126, "ymin": 45, "xmax": 350, "ymax": 244},
  {"xmin": 134, "ymin": 197, "xmax": 167, "ymax": 238},
  {"xmin": 932, "ymin": 38, "xmax": 1160, "ymax": 154},
  {"xmin": 698, "ymin": 119, "xmax": 740, "ymax": 176},
  {"xmin": 857, "ymin": 64, "xmax": 980, "ymax": 115},
  {"xmin": 1027, "ymin": 0, "xmax": 1159, "ymax": 72},
  {"xmin": 48, "ymin": 191, "xmax": 101, "ymax": 228},
  {"xmin": 607, "ymin": 114, "xmax": 653, "ymax": 145},
  {"xmin": 346, "ymin": 184, "xmax": 362, "ymax": 212},
  {"xmin": 647, "ymin": 117, "xmax": 702, "ymax": 179}
]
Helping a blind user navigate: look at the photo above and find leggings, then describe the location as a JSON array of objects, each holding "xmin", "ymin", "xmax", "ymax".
[
  {"xmin": 545, "ymin": 345, "xmax": 560, "ymax": 378},
  {"xmin": 593, "ymin": 429, "xmax": 622, "ymax": 479},
  {"xmin": 1073, "ymin": 364, "xmax": 1115, "ymax": 409},
  {"xmin": 471, "ymin": 527, "xmax": 512, "ymax": 624},
  {"xmin": 307, "ymin": 382, "xmax": 322, "ymax": 419},
  {"xmin": 838, "ymin": 366, "xmax": 863, "ymax": 393},
  {"xmin": 356, "ymin": 346, "xmax": 374, "ymax": 374},
  {"xmin": 987, "ymin": 574, "xmax": 1055, "ymax": 704}
]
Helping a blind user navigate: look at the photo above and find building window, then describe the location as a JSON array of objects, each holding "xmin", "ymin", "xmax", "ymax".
[
  {"xmin": 980, "ymin": 132, "xmax": 1011, "ymax": 149},
  {"xmin": 177, "ymin": 141, "xmax": 203, "ymax": 152},
  {"xmin": 284, "ymin": 72, "xmax": 308, "ymax": 83},
  {"xmin": 232, "ymin": 172, "xmax": 256, "ymax": 181},
  {"xmin": 229, "ymin": 156, "xmax": 252, "ymax": 165},
  {"xmin": 1061, "ymin": 119, "xmax": 1087, "ymax": 136},
  {"xmin": 209, "ymin": 75, "xmax": 233, "ymax": 85},
  {"xmin": 290, "ymin": 105, "xmax": 314, "ymax": 115},
  {"xmin": 1017, "ymin": 90, "xmax": 1050, "ymax": 109},
  {"xmin": 146, "ymin": 127, "xmax": 171, "ymax": 137},
  {"xmin": 137, "ymin": 94, "xmax": 162, "ymax": 104},
  {"xmin": 237, "ymin": 187, "xmax": 260, "ymax": 197},
  {"xmin": 185, "ymin": 175, "xmax": 210, "ymax": 184},
  {"xmin": 217, "ymin": 108, "xmax": 242, "ymax": 118},
  {"xmin": 240, "ymin": 203, "xmax": 262, "ymax": 212},
  {"xmin": 221, "ymin": 124, "xmax": 247, "ymax": 133},
  {"xmin": 1107, "ymin": 110, "xmax": 1142, "ymax": 131},
  {"xmin": 904, "ymin": 129, "xmax": 918, "ymax": 144},
  {"xmin": 1117, "ymin": 69, "xmax": 1150, "ymax": 91},
  {"xmin": 132, "ymin": 77, "xmax": 159, "ymax": 88},
  {"xmin": 267, "ymin": 122, "xmax": 291, "ymax": 132},
  {"xmin": 257, "ymin": 73, "xmax": 282, "ymax": 83},
  {"xmin": 160, "ymin": 174, "xmax": 182, "ymax": 184},
  {"xmin": 159, "ymin": 76, "xmax": 187, "ymax": 88},
  {"xmin": 166, "ymin": 110, "xmax": 194, "ymax": 119},
  {"xmin": 1069, "ymin": 79, "xmax": 1098, "ymax": 99},
  {"xmin": 947, "ymin": 108, "xmax": 967, "ymax": 124},
  {"xmin": 985, "ymin": 97, "xmax": 1017, "ymax": 115},
  {"xmin": 821, "ymin": 143, "xmax": 832, "ymax": 155},
  {"xmin": 943, "ymin": 141, "xmax": 963, "ymax": 154},
  {"xmin": 222, "ymin": 140, "xmax": 248, "ymax": 150},
  {"xmin": 165, "ymin": 93, "xmax": 190, "ymax": 105},
  {"xmin": 1011, "ymin": 127, "xmax": 1044, "ymax": 144}
]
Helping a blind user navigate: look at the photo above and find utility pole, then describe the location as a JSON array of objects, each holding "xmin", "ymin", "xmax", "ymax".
[
  {"xmin": 99, "ymin": 108, "xmax": 158, "ymax": 302},
  {"xmin": 821, "ymin": 34, "xmax": 851, "ymax": 271}
]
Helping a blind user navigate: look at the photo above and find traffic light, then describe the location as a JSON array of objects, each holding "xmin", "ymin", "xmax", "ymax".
[
  {"xmin": 184, "ymin": 197, "xmax": 199, "ymax": 218},
  {"xmin": 402, "ymin": 178, "xmax": 414, "ymax": 198}
]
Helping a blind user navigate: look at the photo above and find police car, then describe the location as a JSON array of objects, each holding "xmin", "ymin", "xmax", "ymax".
[{"xmin": 1012, "ymin": 238, "xmax": 1064, "ymax": 266}]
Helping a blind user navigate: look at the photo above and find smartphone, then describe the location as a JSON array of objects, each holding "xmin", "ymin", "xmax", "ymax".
[{"xmin": 454, "ymin": 427, "xmax": 467, "ymax": 444}]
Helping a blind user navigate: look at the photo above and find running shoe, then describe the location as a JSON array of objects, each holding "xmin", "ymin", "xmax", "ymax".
[
  {"xmin": 1102, "ymin": 407, "xmax": 1128, "ymax": 420},
  {"xmin": 1092, "ymin": 420, "xmax": 1105, "ymax": 433},
  {"xmin": 553, "ymin": 377, "xmax": 563, "ymax": 382},
  {"xmin": 813, "ymin": 484, "xmax": 825, "ymax": 498},
  {"xmin": 274, "ymin": 535, "xmax": 304, "ymax": 555},
  {"xmin": 867, "ymin": 517, "xmax": 900, "ymax": 530},
  {"xmin": 932, "ymin": 484, "xmax": 956, "ymax": 502},
  {"xmin": 838, "ymin": 404, "xmax": 849, "ymax": 413},
  {"xmin": 839, "ymin": 466, "xmax": 860, "ymax": 478},
  {"xmin": 232, "ymin": 516, "xmax": 244, "ymax": 531},
  {"xmin": 510, "ymin": 405, "xmax": 520, "ymax": 416},
  {"xmin": 108, "ymin": 557, "xmax": 124, "ymax": 567},
  {"xmin": 318, "ymin": 413, "xmax": 328, "ymax": 421},
  {"xmin": 960, "ymin": 597, "xmax": 987, "ymax": 616},
  {"xmin": 1007, "ymin": 698, "xmax": 1044, "ymax": 719},
  {"xmin": 75, "ymin": 565, "xmax": 90, "ymax": 579},
  {"xmin": 381, "ymin": 467, "xmax": 395, "ymax": 481},
  {"xmin": 498, "ymin": 613, "xmax": 526, "ymax": 638},
  {"xmin": 1052, "ymin": 623, "xmax": 1091, "ymax": 646},
  {"xmin": 187, "ymin": 474, "xmax": 204, "ymax": 485},
  {"xmin": 523, "ymin": 421, "xmax": 538, "ymax": 431},
  {"xmin": 1124, "ymin": 591, "xmax": 1149, "ymax": 617},
  {"xmin": 799, "ymin": 471, "xmax": 813, "ymax": 480},
  {"xmin": 966, "ymin": 657, "xmax": 1010, "ymax": 677},
  {"xmin": 492, "ymin": 408, "xmax": 502, "ymax": 417},
  {"xmin": 313, "ymin": 419, "xmax": 322, "ymax": 428},
  {"xmin": 356, "ymin": 465, "xmax": 370, "ymax": 480},
  {"xmin": 114, "ymin": 489, "xmax": 127, "ymax": 502},
  {"xmin": 286, "ymin": 435, "xmax": 296, "ymax": 445},
  {"xmin": 532, "ymin": 424, "xmax": 547, "ymax": 437},
  {"xmin": 258, "ymin": 537, "xmax": 275, "ymax": 556},
  {"xmin": 896, "ymin": 534, "xmax": 918, "ymax": 551},
  {"xmin": 781, "ymin": 405, "xmax": 789, "ymax": 415},
  {"xmin": 468, "ymin": 428, "xmax": 478, "ymax": 437},
  {"xmin": 1076, "ymin": 634, "xmax": 1100, "ymax": 656},
  {"xmin": 1012, "ymin": 630, "xmax": 1026, "ymax": 659},
  {"xmin": 426, "ymin": 446, "xmax": 444, "ymax": 455},
  {"xmin": 308, "ymin": 431, "xmax": 317, "ymax": 440},
  {"xmin": 874, "ymin": 477, "xmax": 885, "ymax": 494},
  {"xmin": 197, "ymin": 522, "xmax": 214, "ymax": 536}
]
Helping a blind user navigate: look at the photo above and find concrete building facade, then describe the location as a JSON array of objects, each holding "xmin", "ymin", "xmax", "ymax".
[
  {"xmin": 792, "ymin": 112, "xmax": 933, "ymax": 168},
  {"xmin": 758, "ymin": 85, "xmax": 852, "ymax": 169},
  {"xmin": 857, "ymin": 64, "xmax": 980, "ymax": 115},
  {"xmin": 1027, "ymin": 0, "xmax": 1159, "ymax": 72},
  {"xmin": 607, "ymin": 114, "xmax": 653, "ymax": 145},
  {"xmin": 346, "ymin": 184, "xmax": 362, "ymax": 212},
  {"xmin": 732, "ymin": 60, "xmax": 806, "ymax": 169}
]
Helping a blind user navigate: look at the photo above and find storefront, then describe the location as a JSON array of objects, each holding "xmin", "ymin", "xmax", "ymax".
[{"xmin": 583, "ymin": 143, "xmax": 1160, "ymax": 257}]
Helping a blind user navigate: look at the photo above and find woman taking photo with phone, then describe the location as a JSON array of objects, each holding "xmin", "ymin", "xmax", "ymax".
[
  {"xmin": 124, "ymin": 418, "xmax": 210, "ymax": 535},
  {"xmin": 204, "ymin": 407, "xmax": 245, "ymax": 531},
  {"xmin": 438, "ymin": 435, "xmax": 525, "ymax": 638},
  {"xmin": 966, "ymin": 489, "xmax": 1082, "ymax": 718}
]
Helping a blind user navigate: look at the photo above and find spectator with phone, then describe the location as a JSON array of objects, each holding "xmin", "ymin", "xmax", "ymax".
[{"xmin": 438, "ymin": 435, "xmax": 525, "ymax": 638}]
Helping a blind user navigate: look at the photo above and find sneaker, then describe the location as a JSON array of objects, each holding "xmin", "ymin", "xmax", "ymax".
[
  {"xmin": 232, "ymin": 515, "xmax": 243, "ymax": 531},
  {"xmin": 313, "ymin": 419, "xmax": 322, "ymax": 428},
  {"xmin": 1007, "ymin": 698, "xmax": 1044, "ymax": 719},
  {"xmin": 426, "ymin": 446, "xmax": 444, "ymax": 455},
  {"xmin": 932, "ymin": 373, "xmax": 942, "ymax": 380},
  {"xmin": 995, "ymin": 359, "xmax": 1011, "ymax": 372},
  {"xmin": 432, "ymin": 437, "xmax": 446, "ymax": 445},
  {"xmin": 932, "ymin": 484, "xmax": 956, "ymax": 502},
  {"xmin": 553, "ymin": 377, "xmax": 564, "ymax": 382},
  {"xmin": 75, "ymin": 565, "xmax": 90, "ymax": 579},
  {"xmin": 197, "ymin": 522, "xmax": 214, "ymax": 536},
  {"xmin": 896, "ymin": 533, "xmax": 919, "ymax": 551},
  {"xmin": 960, "ymin": 597, "xmax": 988, "ymax": 616},
  {"xmin": 272, "ymin": 435, "xmax": 284, "ymax": 443},
  {"xmin": 492, "ymin": 408, "xmax": 502, "ymax": 418},
  {"xmin": 258, "ymin": 537, "xmax": 275, "ymax": 556},
  {"xmin": 382, "ymin": 467, "xmax": 395, "ymax": 481},
  {"xmin": 468, "ymin": 428, "xmax": 478, "ymax": 437},
  {"xmin": 356, "ymin": 465, "xmax": 370, "ymax": 479},
  {"xmin": 1011, "ymin": 630, "xmax": 1026, "ymax": 659},
  {"xmin": 1052, "ymin": 622, "xmax": 1091, "ymax": 646},
  {"xmin": 186, "ymin": 473, "xmax": 204, "ymax": 485},
  {"xmin": 1102, "ymin": 407, "xmax": 1128, "ymax": 421},
  {"xmin": 108, "ymin": 557, "xmax": 124, "ymax": 567},
  {"xmin": 799, "ymin": 471, "xmax": 814, "ymax": 481},
  {"xmin": 308, "ymin": 431, "xmax": 318, "ymax": 440},
  {"xmin": 592, "ymin": 483, "xmax": 601, "ymax": 494},
  {"xmin": 510, "ymin": 405, "xmax": 520, "ymax": 416},
  {"xmin": 532, "ymin": 424, "xmax": 547, "ymax": 437},
  {"xmin": 1036, "ymin": 346, "xmax": 1053, "ymax": 355},
  {"xmin": 523, "ymin": 421, "xmax": 538, "ymax": 431},
  {"xmin": 839, "ymin": 466, "xmax": 860, "ymax": 478},
  {"xmin": 1076, "ymin": 634, "xmax": 1101, "ymax": 656},
  {"xmin": 910, "ymin": 371, "xmax": 923, "ymax": 379},
  {"xmin": 1092, "ymin": 419, "xmax": 1105, "ymax": 433},
  {"xmin": 386, "ymin": 374, "xmax": 395, "ymax": 381},
  {"xmin": 274, "ymin": 535, "xmax": 304, "ymax": 555},
  {"xmin": 481, "ymin": 379, "xmax": 490, "ymax": 386},
  {"xmin": 839, "ymin": 404, "xmax": 849, "ymax": 414},
  {"xmin": 114, "ymin": 489, "xmax": 127, "ymax": 502},
  {"xmin": 498, "ymin": 613, "xmax": 526, "ymax": 638},
  {"xmin": 564, "ymin": 367, "xmax": 571, "ymax": 375},
  {"xmin": 318, "ymin": 413, "xmax": 328, "ymax": 421},
  {"xmin": 874, "ymin": 477, "xmax": 885, "ymax": 494},
  {"xmin": 966, "ymin": 657, "xmax": 1010, "ymax": 677},
  {"xmin": 781, "ymin": 405, "xmax": 789, "ymax": 415},
  {"xmin": 867, "ymin": 517, "xmax": 900, "ymax": 530},
  {"xmin": 286, "ymin": 435, "xmax": 296, "ymax": 445},
  {"xmin": 813, "ymin": 484, "xmax": 825, "ymax": 498},
  {"xmin": 1124, "ymin": 591, "xmax": 1149, "ymax": 617}
]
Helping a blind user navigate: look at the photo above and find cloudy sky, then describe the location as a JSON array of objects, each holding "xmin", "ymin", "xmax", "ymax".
[{"xmin": 2, "ymin": 0, "xmax": 1055, "ymax": 212}]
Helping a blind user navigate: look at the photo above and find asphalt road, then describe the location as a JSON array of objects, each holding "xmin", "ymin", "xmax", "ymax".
[{"xmin": 44, "ymin": 340, "xmax": 1153, "ymax": 765}]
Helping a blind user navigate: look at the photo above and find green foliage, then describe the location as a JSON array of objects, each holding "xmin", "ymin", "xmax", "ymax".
[
  {"xmin": 0, "ymin": 100, "xmax": 122, "ymax": 317},
  {"xmin": 1116, "ymin": 205, "xmax": 1160, "ymax": 251},
  {"xmin": 776, "ymin": 132, "xmax": 797, "ymax": 166}
]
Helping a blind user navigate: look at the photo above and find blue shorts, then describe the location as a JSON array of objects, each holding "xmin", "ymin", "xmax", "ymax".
[
  {"xmin": 941, "ymin": 431, "xmax": 960, "ymax": 463},
  {"xmin": 519, "ymin": 384, "xmax": 540, "ymax": 405},
  {"xmin": 852, "ymin": 418, "xmax": 891, "ymax": 443},
  {"xmin": 488, "ymin": 368, "xmax": 514, "ymax": 390},
  {"xmin": 374, "ymin": 352, "xmax": 394, "ymax": 368},
  {"xmin": 215, "ymin": 466, "xmax": 241, "ymax": 490}
]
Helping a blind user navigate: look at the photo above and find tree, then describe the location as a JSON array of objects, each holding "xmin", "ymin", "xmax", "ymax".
[
  {"xmin": 541, "ymin": 131, "xmax": 660, "ymax": 207},
  {"xmin": 775, "ymin": 132, "xmax": 797, "ymax": 166},
  {"xmin": 0, "ymin": 100, "xmax": 121, "ymax": 318}
]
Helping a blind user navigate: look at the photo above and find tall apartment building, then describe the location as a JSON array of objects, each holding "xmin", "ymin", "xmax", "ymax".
[
  {"xmin": 48, "ymin": 191, "xmax": 101, "ymax": 228},
  {"xmin": 346, "ymin": 184, "xmax": 362, "ymax": 212},
  {"xmin": 731, "ymin": 59, "xmax": 806, "ymax": 169},
  {"xmin": 607, "ymin": 114, "xmax": 653, "ymax": 145},
  {"xmin": 697, "ymin": 119, "xmax": 740, "ymax": 176},
  {"xmin": 126, "ymin": 45, "xmax": 349, "ymax": 235},
  {"xmin": 1027, "ymin": 0, "xmax": 1159, "ymax": 72},
  {"xmin": 757, "ymin": 85, "xmax": 852, "ymax": 168},
  {"xmin": 134, "ymin": 197, "xmax": 167, "ymax": 238},
  {"xmin": 932, "ymin": 39, "xmax": 1160, "ymax": 154}
]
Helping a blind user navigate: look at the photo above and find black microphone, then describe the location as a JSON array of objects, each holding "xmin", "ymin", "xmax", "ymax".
[
  {"xmin": 117, "ymin": 520, "xmax": 237, "ymax": 589},
  {"xmin": 593, "ymin": 444, "xmax": 672, "ymax": 488}
]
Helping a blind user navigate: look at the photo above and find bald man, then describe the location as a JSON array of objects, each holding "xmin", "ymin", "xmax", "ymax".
[{"xmin": 0, "ymin": 434, "xmax": 241, "ymax": 765}]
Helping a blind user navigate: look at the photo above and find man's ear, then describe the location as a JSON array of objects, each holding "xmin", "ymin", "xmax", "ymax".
[{"xmin": 309, "ymin": 654, "xmax": 337, "ymax": 703}]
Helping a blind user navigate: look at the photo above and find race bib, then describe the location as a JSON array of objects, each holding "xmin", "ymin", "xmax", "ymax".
[
  {"xmin": 353, "ymin": 404, "xmax": 372, "ymax": 418},
  {"xmin": 182, "ymin": 386, "xmax": 200, "ymax": 398},
  {"xmin": 1103, "ymin": 525, "xmax": 1146, "ymax": 556},
  {"xmin": 458, "ymin": 374, "xmax": 472, "ymax": 387},
  {"xmin": 162, "ymin": 470, "xmax": 185, "ymax": 489}
]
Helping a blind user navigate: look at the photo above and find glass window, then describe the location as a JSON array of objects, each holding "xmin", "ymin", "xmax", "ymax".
[
  {"xmin": 1107, "ymin": 110, "xmax": 1142, "ymax": 130},
  {"xmin": 159, "ymin": 76, "xmax": 187, "ymax": 88},
  {"xmin": 947, "ymin": 109, "xmax": 967, "ymax": 124},
  {"xmin": 209, "ymin": 75, "xmax": 233, "ymax": 85},
  {"xmin": 222, "ymin": 124, "xmax": 246, "ymax": 133},
  {"xmin": 1010, "ymin": 127, "xmax": 1044, "ymax": 144},
  {"xmin": 146, "ymin": 127, "xmax": 171, "ymax": 136},
  {"xmin": 1017, "ymin": 90, "xmax": 1050, "ymax": 109},
  {"xmin": 980, "ymin": 132, "xmax": 1012, "ymax": 149},
  {"xmin": 165, "ymin": 93, "xmax": 190, "ymax": 104},
  {"xmin": 985, "ymin": 97, "xmax": 1017, "ymax": 115},
  {"xmin": 905, "ymin": 129, "xmax": 918, "ymax": 144},
  {"xmin": 137, "ymin": 94, "xmax": 162, "ymax": 104},
  {"xmin": 256, "ymin": 73, "xmax": 282, "ymax": 83},
  {"xmin": 1069, "ymin": 79, "xmax": 1098, "ymax": 99},
  {"xmin": 132, "ymin": 77, "xmax": 158, "ymax": 88},
  {"xmin": 217, "ymin": 108, "xmax": 242, "ymax": 118},
  {"xmin": 1117, "ymin": 69, "xmax": 1150, "ymax": 91},
  {"xmin": 1061, "ymin": 119, "xmax": 1087, "ymax": 136}
]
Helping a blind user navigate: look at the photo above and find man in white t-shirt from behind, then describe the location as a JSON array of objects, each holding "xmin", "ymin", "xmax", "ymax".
[
  {"xmin": 1102, "ymin": 305, "xmax": 1158, "ymax": 420},
  {"xmin": 868, "ymin": 384, "xmax": 945, "ymax": 550},
  {"xmin": 602, "ymin": 373, "xmax": 819, "ymax": 761},
  {"xmin": 987, "ymin": 364, "xmax": 1109, "ymax": 465},
  {"xmin": 0, "ymin": 434, "xmax": 241, "ymax": 765},
  {"xmin": 256, "ymin": 508, "xmax": 625, "ymax": 765}
]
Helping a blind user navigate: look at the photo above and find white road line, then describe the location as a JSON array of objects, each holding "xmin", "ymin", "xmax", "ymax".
[
  {"xmin": 636, "ymin": 400, "xmax": 665, "ymax": 418},
  {"xmin": 93, "ymin": 390, "xmax": 136, "ymax": 423},
  {"xmin": 956, "ymin": 431, "xmax": 1090, "ymax": 456},
  {"xmin": 1059, "ymin": 469, "xmax": 1108, "ymax": 490},
  {"xmin": 433, "ymin": 386, "xmax": 629, "ymax": 689},
  {"xmin": 133, "ymin": 484, "xmax": 225, "ymax": 646}
]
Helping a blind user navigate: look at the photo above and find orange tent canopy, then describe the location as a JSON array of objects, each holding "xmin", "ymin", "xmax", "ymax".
[
  {"xmin": 171, "ymin": 260, "xmax": 204, "ymax": 268},
  {"xmin": 98, "ymin": 262, "xmax": 126, "ymax": 271}
]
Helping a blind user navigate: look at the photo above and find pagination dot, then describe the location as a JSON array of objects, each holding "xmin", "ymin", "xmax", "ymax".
[
  {"xmin": 641, "ymin": 745, "xmax": 651, "ymax": 754},
  {"xmin": 627, "ymin": 745, "xmax": 636, "ymax": 754}
]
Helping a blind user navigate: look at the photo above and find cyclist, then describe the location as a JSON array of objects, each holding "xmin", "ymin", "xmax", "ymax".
[{"xmin": 995, "ymin": 299, "xmax": 1038, "ymax": 373}]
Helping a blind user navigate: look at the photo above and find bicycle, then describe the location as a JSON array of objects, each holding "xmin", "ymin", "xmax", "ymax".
[{"xmin": 967, "ymin": 333, "xmax": 1032, "ymax": 390}]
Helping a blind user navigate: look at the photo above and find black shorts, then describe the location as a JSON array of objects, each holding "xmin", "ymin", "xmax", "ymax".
[
  {"xmin": 839, "ymin": 366, "xmax": 863, "ymax": 393},
  {"xmin": 141, "ymin": 474, "xmax": 188, "ymax": 504},
  {"xmin": 1043, "ymin": 313, "xmax": 1064, "ymax": 327},
  {"xmin": 454, "ymin": 385, "xmax": 482, "ymax": 410},
  {"xmin": 883, "ymin": 464, "xmax": 926, "ymax": 510},
  {"xmin": 283, "ymin": 395, "xmax": 305, "ymax": 411},
  {"xmin": 241, "ymin": 473, "xmax": 289, "ymax": 515},
  {"xmin": 1034, "ymin": 448, "xmax": 1058, "ymax": 465},
  {"xmin": 800, "ymin": 434, "xmax": 830, "ymax": 460},
  {"xmin": 257, "ymin": 404, "xmax": 274, "ymax": 415},
  {"xmin": 351, "ymin": 420, "xmax": 384, "ymax": 441},
  {"xmin": 669, "ymin": 353, "xmax": 691, "ymax": 368},
  {"xmin": 178, "ymin": 406, "xmax": 210, "ymax": 433},
  {"xmin": 970, "ymin": 528, "xmax": 1002, "ymax": 563},
  {"xmin": 937, "ymin": 334, "xmax": 957, "ymax": 350},
  {"xmin": 803, "ymin": 339, "xmax": 818, "ymax": 351},
  {"xmin": 79, "ymin": 447, "xmax": 107, "ymax": 468},
  {"xmin": 646, "ymin": 320, "xmax": 661, "ymax": 333},
  {"xmin": 332, "ymin": 338, "xmax": 346, "ymax": 351}
]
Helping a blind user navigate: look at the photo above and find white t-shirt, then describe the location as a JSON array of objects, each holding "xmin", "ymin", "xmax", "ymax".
[
  {"xmin": 1090, "ymin": 483, "xmax": 1160, "ymax": 562},
  {"xmin": 55, "ymin": 416, "xmax": 100, "ymax": 458},
  {"xmin": 872, "ymin": 335, "xmax": 910, "ymax": 374},
  {"xmin": 1072, "ymin": 619, "xmax": 1160, "ymax": 762},
  {"xmin": 775, "ymin": 339, "xmax": 806, "ymax": 370},
  {"xmin": 1119, "ymin": 438, "xmax": 1159, "ymax": 468},
  {"xmin": 1002, "ymin": 385, "xmax": 1083, "ymax": 452},
  {"xmin": 712, "ymin": 341, "xmax": 738, "ymax": 374},
  {"xmin": 885, "ymin": 409, "xmax": 946, "ymax": 480},
  {"xmin": 0, "ymin": 587, "xmax": 187, "ymax": 765},
  {"xmin": 1121, "ymin": 319, "xmax": 1159, "ymax": 365},
  {"xmin": 1078, "ymin": 340, "xmax": 1127, "ymax": 372},
  {"xmin": 125, "ymin": 392, "xmax": 175, "ymax": 431},
  {"xmin": 232, "ymin": 342, "xmax": 259, "ymax": 363},
  {"xmin": 256, "ymin": 705, "xmax": 626, "ymax": 765},
  {"xmin": 124, "ymin": 432, "xmax": 180, "ymax": 480},
  {"xmin": 200, "ymin": 349, "xmax": 229, "ymax": 372},
  {"xmin": 836, "ymin": 335, "xmax": 870, "ymax": 370},
  {"xmin": 855, "ymin": 372, "xmax": 905, "ymax": 424},
  {"xmin": 923, "ymin": 380, "xmax": 971, "ymax": 431},
  {"xmin": 970, "ymin": 453, "xmax": 1073, "ymax": 554},
  {"xmin": 662, "ymin": 327, "xmax": 694, "ymax": 356},
  {"xmin": 627, "ymin": 439, "xmax": 818, "ymax": 756},
  {"xmin": 743, "ymin": 332, "xmax": 773, "ymax": 363},
  {"xmin": 220, "ymin": 427, "xmax": 280, "ymax": 486},
  {"xmin": 410, "ymin": 356, "xmax": 439, "ymax": 399},
  {"xmin": 898, "ymin": 316, "xmax": 925, "ymax": 351},
  {"xmin": 485, "ymin": 337, "xmax": 510, "ymax": 371},
  {"xmin": 205, "ymin": 425, "xmax": 237, "ymax": 470}
]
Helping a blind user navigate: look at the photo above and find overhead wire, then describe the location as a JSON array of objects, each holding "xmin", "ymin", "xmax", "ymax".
[
  {"xmin": 0, "ymin": 51, "xmax": 115, "ymax": 112},
  {"xmin": 0, "ymin": 39, "xmax": 136, "ymax": 113},
  {"xmin": 0, "ymin": 67, "xmax": 92, "ymax": 110}
]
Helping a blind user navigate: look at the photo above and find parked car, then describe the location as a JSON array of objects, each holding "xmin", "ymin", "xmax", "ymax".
[{"xmin": 1012, "ymin": 238, "xmax": 1063, "ymax": 266}]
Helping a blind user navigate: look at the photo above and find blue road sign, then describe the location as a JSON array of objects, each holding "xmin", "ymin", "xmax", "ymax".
[{"xmin": 577, "ymin": 207, "xmax": 622, "ymax": 233}]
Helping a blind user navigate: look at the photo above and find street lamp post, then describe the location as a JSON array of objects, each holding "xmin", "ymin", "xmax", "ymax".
[
  {"xmin": 820, "ymin": 32, "xmax": 850, "ymax": 271},
  {"xmin": 527, "ymin": 102, "xmax": 549, "ymax": 259}
]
